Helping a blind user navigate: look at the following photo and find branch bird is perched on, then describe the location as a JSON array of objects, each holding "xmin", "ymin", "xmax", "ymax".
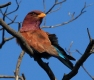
[{"xmin": 18, "ymin": 10, "xmax": 75, "ymax": 70}]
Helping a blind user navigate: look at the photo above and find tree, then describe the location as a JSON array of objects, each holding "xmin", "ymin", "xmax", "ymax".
[{"xmin": 0, "ymin": 0, "xmax": 94, "ymax": 80}]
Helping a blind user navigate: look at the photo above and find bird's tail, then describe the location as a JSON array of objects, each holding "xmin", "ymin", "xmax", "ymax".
[
  {"xmin": 54, "ymin": 46, "xmax": 74, "ymax": 70},
  {"xmin": 57, "ymin": 57, "xmax": 74, "ymax": 70}
]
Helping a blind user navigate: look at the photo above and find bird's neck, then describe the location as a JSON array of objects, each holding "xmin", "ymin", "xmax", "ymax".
[{"xmin": 20, "ymin": 20, "xmax": 41, "ymax": 32}]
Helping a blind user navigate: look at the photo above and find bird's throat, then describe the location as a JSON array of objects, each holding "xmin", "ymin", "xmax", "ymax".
[{"xmin": 20, "ymin": 21, "xmax": 41, "ymax": 32}]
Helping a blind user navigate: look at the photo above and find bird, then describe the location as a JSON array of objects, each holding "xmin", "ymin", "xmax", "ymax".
[{"xmin": 17, "ymin": 10, "xmax": 75, "ymax": 70}]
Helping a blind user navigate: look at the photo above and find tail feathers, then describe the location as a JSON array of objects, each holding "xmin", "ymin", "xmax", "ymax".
[
  {"xmin": 54, "ymin": 45, "xmax": 76, "ymax": 61},
  {"xmin": 57, "ymin": 57, "xmax": 74, "ymax": 70},
  {"xmin": 54, "ymin": 46, "xmax": 75, "ymax": 60},
  {"xmin": 55, "ymin": 47, "xmax": 74, "ymax": 70},
  {"xmin": 48, "ymin": 34, "xmax": 76, "ymax": 61},
  {"xmin": 67, "ymin": 55, "xmax": 76, "ymax": 61},
  {"xmin": 54, "ymin": 46, "xmax": 65, "ymax": 59}
]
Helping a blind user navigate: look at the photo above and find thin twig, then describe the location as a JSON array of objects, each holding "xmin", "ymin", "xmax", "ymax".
[
  {"xmin": 0, "ymin": 0, "xmax": 20, "ymax": 25},
  {"xmin": 42, "ymin": 0, "xmax": 66, "ymax": 28},
  {"xmin": 6, "ymin": 0, "xmax": 22, "ymax": 15},
  {"xmin": 0, "ymin": 75, "xmax": 15, "ymax": 79},
  {"xmin": 48, "ymin": 3, "xmax": 62, "ymax": 14},
  {"xmin": 15, "ymin": 50, "xmax": 25, "ymax": 80},
  {"xmin": 46, "ymin": 0, "xmax": 66, "ymax": 14},
  {"xmin": 4, "ymin": 36, "xmax": 14, "ymax": 41},
  {"xmin": 3, "ymin": 6, "xmax": 8, "ymax": 20},
  {"xmin": 76, "ymin": 49, "xmax": 94, "ymax": 79},
  {"xmin": 62, "ymin": 28, "xmax": 94, "ymax": 80},
  {"xmin": 43, "ymin": 0, "xmax": 46, "ymax": 13},
  {"xmin": 0, "ymin": 8, "xmax": 4, "ymax": 19},
  {"xmin": 43, "ymin": 0, "xmax": 46, "ymax": 26},
  {"xmin": 42, "ymin": 2, "xmax": 91, "ymax": 28},
  {"xmin": 82, "ymin": 65, "xmax": 94, "ymax": 80},
  {"xmin": 67, "ymin": 41, "xmax": 73, "ymax": 55},
  {"xmin": 22, "ymin": 73, "xmax": 26, "ymax": 80},
  {"xmin": 0, "ymin": 75, "xmax": 22, "ymax": 79},
  {"xmin": 76, "ymin": 49, "xmax": 83, "ymax": 55},
  {"xmin": 0, "ymin": 36, "xmax": 14, "ymax": 48},
  {"xmin": 86, "ymin": 28, "xmax": 94, "ymax": 53},
  {"xmin": 65, "ymin": 41, "xmax": 76, "ymax": 56},
  {"xmin": 62, "ymin": 39, "xmax": 94, "ymax": 80},
  {"xmin": 0, "ymin": 18, "xmax": 33, "ymax": 55},
  {"xmin": 2, "ymin": 28, "xmax": 5, "ymax": 44},
  {"xmin": 7, "ymin": 15, "xmax": 18, "ymax": 25},
  {"xmin": 76, "ymin": 28, "xmax": 94, "ymax": 79},
  {"xmin": 18, "ymin": 22, "xmax": 22, "ymax": 31},
  {"xmin": 0, "ymin": 28, "xmax": 3, "ymax": 30},
  {"xmin": 87, "ymin": 28, "xmax": 92, "ymax": 41},
  {"xmin": 0, "ymin": 2, "xmax": 11, "ymax": 8}
]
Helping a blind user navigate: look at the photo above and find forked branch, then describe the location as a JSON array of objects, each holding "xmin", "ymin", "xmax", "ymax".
[
  {"xmin": 42, "ymin": 2, "xmax": 91, "ymax": 28},
  {"xmin": 62, "ymin": 29, "xmax": 94, "ymax": 80}
]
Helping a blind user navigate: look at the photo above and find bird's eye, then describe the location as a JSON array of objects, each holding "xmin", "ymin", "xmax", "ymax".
[
  {"xmin": 30, "ymin": 12, "xmax": 38, "ymax": 16},
  {"xmin": 31, "ymin": 12, "xmax": 35, "ymax": 15},
  {"xmin": 29, "ymin": 12, "xmax": 38, "ymax": 17}
]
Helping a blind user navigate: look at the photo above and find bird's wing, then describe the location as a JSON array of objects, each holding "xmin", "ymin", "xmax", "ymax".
[
  {"xmin": 20, "ymin": 30, "xmax": 58, "ymax": 56},
  {"xmin": 48, "ymin": 33, "xmax": 76, "ymax": 61}
]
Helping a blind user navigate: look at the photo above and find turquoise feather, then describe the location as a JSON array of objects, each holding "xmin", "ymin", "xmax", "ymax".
[{"xmin": 54, "ymin": 46, "xmax": 65, "ymax": 59}]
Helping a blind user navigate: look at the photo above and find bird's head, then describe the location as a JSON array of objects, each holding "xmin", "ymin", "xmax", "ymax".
[
  {"xmin": 24, "ymin": 10, "xmax": 46, "ymax": 23},
  {"xmin": 20, "ymin": 10, "xmax": 46, "ymax": 32}
]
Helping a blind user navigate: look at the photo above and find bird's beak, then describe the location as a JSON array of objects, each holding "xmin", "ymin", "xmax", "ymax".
[{"xmin": 38, "ymin": 13, "xmax": 46, "ymax": 18}]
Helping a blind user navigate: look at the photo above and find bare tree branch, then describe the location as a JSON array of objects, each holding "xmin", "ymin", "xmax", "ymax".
[
  {"xmin": 90, "ymin": 47, "xmax": 94, "ymax": 53},
  {"xmin": 0, "ymin": 75, "xmax": 15, "ymax": 79},
  {"xmin": 43, "ymin": 0, "xmax": 46, "ymax": 26},
  {"xmin": 43, "ymin": 0, "xmax": 64, "ymax": 26},
  {"xmin": 36, "ymin": 58, "xmax": 56, "ymax": 80},
  {"xmin": 0, "ymin": 0, "xmax": 21, "ymax": 26},
  {"xmin": 0, "ymin": 2, "xmax": 11, "ymax": 8},
  {"xmin": 22, "ymin": 73, "xmax": 26, "ymax": 80},
  {"xmin": 87, "ymin": 28, "xmax": 92, "ymax": 41},
  {"xmin": 46, "ymin": 0, "xmax": 66, "ymax": 14},
  {"xmin": 2, "ymin": 28, "xmax": 5, "ymax": 43},
  {"xmin": 43, "ymin": 0, "xmax": 46, "ymax": 13},
  {"xmin": 0, "ymin": 28, "xmax": 3, "ymax": 30},
  {"xmin": 76, "ymin": 49, "xmax": 83, "ymax": 55},
  {"xmin": 76, "ymin": 49, "xmax": 94, "ymax": 80},
  {"xmin": 7, "ymin": 15, "xmax": 18, "ymax": 25},
  {"xmin": 66, "ymin": 41, "xmax": 74, "ymax": 56},
  {"xmin": 0, "ymin": 36, "xmax": 14, "ymax": 48},
  {"xmin": 48, "ymin": 3, "xmax": 62, "ymax": 14},
  {"xmin": 3, "ymin": 6, "xmax": 8, "ymax": 20},
  {"xmin": 15, "ymin": 50, "xmax": 25, "ymax": 80},
  {"xmin": 42, "ymin": 2, "xmax": 91, "ymax": 28},
  {"xmin": 0, "ymin": 8, "xmax": 18, "ymax": 24},
  {"xmin": 0, "ymin": 75, "xmax": 22, "ymax": 79},
  {"xmin": 18, "ymin": 22, "xmax": 22, "ymax": 31},
  {"xmin": 0, "ymin": 18, "xmax": 33, "ymax": 55},
  {"xmin": 0, "ymin": 0, "xmax": 21, "ymax": 49},
  {"xmin": 82, "ymin": 65, "xmax": 94, "ymax": 80},
  {"xmin": 6, "ymin": 0, "xmax": 22, "ymax": 15},
  {"xmin": 87, "ymin": 28, "xmax": 94, "ymax": 53},
  {"xmin": 63, "ymin": 39, "xmax": 94, "ymax": 80},
  {"xmin": 62, "ymin": 28, "xmax": 94, "ymax": 80}
]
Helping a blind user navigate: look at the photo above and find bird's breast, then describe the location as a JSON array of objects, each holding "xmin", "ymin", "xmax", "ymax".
[{"xmin": 20, "ymin": 30, "xmax": 58, "ymax": 57}]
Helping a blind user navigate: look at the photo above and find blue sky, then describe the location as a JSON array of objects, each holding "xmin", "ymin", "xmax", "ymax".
[{"xmin": 0, "ymin": 0, "xmax": 94, "ymax": 80}]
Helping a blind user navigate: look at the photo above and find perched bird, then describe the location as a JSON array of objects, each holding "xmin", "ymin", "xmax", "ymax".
[{"xmin": 18, "ymin": 10, "xmax": 75, "ymax": 70}]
